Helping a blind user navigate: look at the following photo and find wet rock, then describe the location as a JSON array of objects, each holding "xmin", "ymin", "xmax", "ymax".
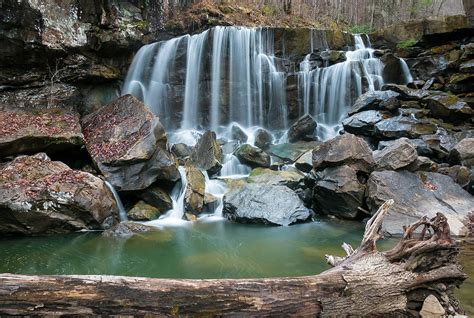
[
  {"xmin": 459, "ymin": 59, "xmax": 474, "ymax": 73},
  {"xmin": 203, "ymin": 193, "xmax": 219, "ymax": 212},
  {"xmin": 424, "ymin": 92, "xmax": 473, "ymax": 121},
  {"xmin": 349, "ymin": 90, "xmax": 400, "ymax": 115},
  {"xmin": 223, "ymin": 184, "xmax": 310, "ymax": 226},
  {"xmin": 235, "ymin": 144, "xmax": 271, "ymax": 168},
  {"xmin": 139, "ymin": 185, "xmax": 173, "ymax": 213},
  {"xmin": 82, "ymin": 95, "xmax": 179, "ymax": 191},
  {"xmin": 0, "ymin": 153, "xmax": 117, "ymax": 235},
  {"xmin": 267, "ymin": 141, "xmax": 318, "ymax": 164},
  {"xmin": 438, "ymin": 165, "xmax": 471, "ymax": 188},
  {"xmin": 248, "ymin": 167, "xmax": 305, "ymax": 190},
  {"xmin": 189, "ymin": 130, "xmax": 222, "ymax": 176},
  {"xmin": 254, "ymin": 128, "xmax": 273, "ymax": 149},
  {"xmin": 381, "ymin": 53, "xmax": 408, "ymax": 84},
  {"xmin": 231, "ymin": 125, "xmax": 248, "ymax": 143},
  {"xmin": 0, "ymin": 108, "xmax": 84, "ymax": 158},
  {"xmin": 313, "ymin": 166, "xmax": 366, "ymax": 219},
  {"xmin": 366, "ymin": 170, "xmax": 474, "ymax": 236},
  {"xmin": 102, "ymin": 221, "xmax": 158, "ymax": 237},
  {"xmin": 171, "ymin": 143, "xmax": 192, "ymax": 159},
  {"xmin": 447, "ymin": 73, "xmax": 474, "ymax": 93},
  {"xmin": 184, "ymin": 163, "xmax": 205, "ymax": 215},
  {"xmin": 342, "ymin": 110, "xmax": 385, "ymax": 136},
  {"xmin": 295, "ymin": 150, "xmax": 313, "ymax": 173},
  {"xmin": 374, "ymin": 116, "xmax": 437, "ymax": 139},
  {"xmin": 312, "ymin": 133, "xmax": 375, "ymax": 173},
  {"xmin": 127, "ymin": 201, "xmax": 160, "ymax": 221},
  {"xmin": 287, "ymin": 114, "xmax": 317, "ymax": 143},
  {"xmin": 449, "ymin": 138, "xmax": 474, "ymax": 168},
  {"xmin": 374, "ymin": 138, "xmax": 418, "ymax": 171}
]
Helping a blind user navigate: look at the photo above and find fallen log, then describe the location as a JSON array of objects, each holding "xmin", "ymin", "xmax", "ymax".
[{"xmin": 0, "ymin": 200, "xmax": 467, "ymax": 316}]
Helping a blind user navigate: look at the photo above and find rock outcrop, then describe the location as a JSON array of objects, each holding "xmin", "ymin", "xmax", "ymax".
[
  {"xmin": 0, "ymin": 108, "xmax": 84, "ymax": 157},
  {"xmin": 0, "ymin": 153, "xmax": 117, "ymax": 235},
  {"xmin": 366, "ymin": 170, "xmax": 473, "ymax": 236},
  {"xmin": 82, "ymin": 95, "xmax": 179, "ymax": 191},
  {"xmin": 223, "ymin": 184, "xmax": 310, "ymax": 226}
]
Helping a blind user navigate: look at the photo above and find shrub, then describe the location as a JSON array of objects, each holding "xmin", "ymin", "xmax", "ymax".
[
  {"xmin": 347, "ymin": 24, "xmax": 375, "ymax": 34},
  {"xmin": 396, "ymin": 38, "xmax": 417, "ymax": 49}
]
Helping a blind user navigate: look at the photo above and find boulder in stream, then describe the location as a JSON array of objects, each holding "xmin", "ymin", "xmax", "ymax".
[
  {"xmin": 81, "ymin": 95, "xmax": 180, "ymax": 191},
  {"xmin": 248, "ymin": 167, "xmax": 305, "ymax": 190},
  {"xmin": 0, "ymin": 153, "xmax": 117, "ymax": 235},
  {"xmin": 366, "ymin": 170, "xmax": 474, "ymax": 236},
  {"xmin": 189, "ymin": 130, "xmax": 222, "ymax": 176},
  {"xmin": 223, "ymin": 183, "xmax": 310, "ymax": 226},
  {"xmin": 235, "ymin": 144, "xmax": 271, "ymax": 168},
  {"xmin": 127, "ymin": 201, "xmax": 160, "ymax": 221},
  {"xmin": 184, "ymin": 163, "xmax": 205, "ymax": 216},
  {"xmin": 312, "ymin": 133, "xmax": 375, "ymax": 173},
  {"xmin": 254, "ymin": 128, "xmax": 273, "ymax": 149},
  {"xmin": 373, "ymin": 138, "xmax": 418, "ymax": 171},
  {"xmin": 348, "ymin": 90, "xmax": 400, "ymax": 115},
  {"xmin": 287, "ymin": 114, "xmax": 317, "ymax": 143}
]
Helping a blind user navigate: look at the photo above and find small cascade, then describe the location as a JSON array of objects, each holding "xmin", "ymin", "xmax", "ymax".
[
  {"xmin": 104, "ymin": 181, "xmax": 128, "ymax": 222},
  {"xmin": 399, "ymin": 58, "xmax": 414, "ymax": 84},
  {"xmin": 220, "ymin": 154, "xmax": 251, "ymax": 178},
  {"xmin": 202, "ymin": 171, "xmax": 227, "ymax": 218},
  {"xmin": 297, "ymin": 33, "xmax": 384, "ymax": 140}
]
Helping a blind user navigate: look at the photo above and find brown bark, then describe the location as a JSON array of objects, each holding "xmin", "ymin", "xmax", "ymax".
[{"xmin": 0, "ymin": 201, "xmax": 467, "ymax": 316}]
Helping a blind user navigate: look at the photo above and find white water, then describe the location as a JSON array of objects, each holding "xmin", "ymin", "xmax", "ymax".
[
  {"xmin": 104, "ymin": 181, "xmax": 128, "ymax": 222},
  {"xmin": 399, "ymin": 58, "xmax": 414, "ymax": 84},
  {"xmin": 297, "ymin": 33, "xmax": 384, "ymax": 140}
]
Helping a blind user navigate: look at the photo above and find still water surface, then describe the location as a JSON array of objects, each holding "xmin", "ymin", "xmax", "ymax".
[{"xmin": 0, "ymin": 219, "xmax": 471, "ymax": 314}]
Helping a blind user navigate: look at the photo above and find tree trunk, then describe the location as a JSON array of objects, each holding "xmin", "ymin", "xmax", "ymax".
[{"xmin": 0, "ymin": 201, "xmax": 467, "ymax": 316}]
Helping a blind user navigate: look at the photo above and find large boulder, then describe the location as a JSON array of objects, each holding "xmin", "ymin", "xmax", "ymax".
[
  {"xmin": 184, "ymin": 163, "xmax": 205, "ymax": 216},
  {"xmin": 139, "ymin": 185, "xmax": 173, "ymax": 213},
  {"xmin": 374, "ymin": 116, "xmax": 437, "ymax": 139},
  {"xmin": 367, "ymin": 170, "xmax": 474, "ymax": 236},
  {"xmin": 230, "ymin": 125, "xmax": 248, "ymax": 143},
  {"xmin": 287, "ymin": 114, "xmax": 317, "ymax": 143},
  {"xmin": 374, "ymin": 138, "xmax": 418, "ymax": 170},
  {"xmin": 342, "ymin": 110, "xmax": 386, "ymax": 136},
  {"xmin": 254, "ymin": 128, "xmax": 273, "ymax": 149},
  {"xmin": 0, "ymin": 153, "xmax": 117, "ymax": 235},
  {"xmin": 313, "ymin": 166, "xmax": 366, "ymax": 219},
  {"xmin": 349, "ymin": 90, "xmax": 400, "ymax": 115},
  {"xmin": 235, "ymin": 144, "xmax": 271, "ymax": 168},
  {"xmin": 223, "ymin": 184, "xmax": 310, "ymax": 226},
  {"xmin": 81, "ymin": 95, "xmax": 179, "ymax": 191},
  {"xmin": 449, "ymin": 138, "xmax": 474, "ymax": 168},
  {"xmin": 312, "ymin": 133, "xmax": 375, "ymax": 173},
  {"xmin": 189, "ymin": 130, "xmax": 222, "ymax": 175},
  {"xmin": 248, "ymin": 167, "xmax": 305, "ymax": 190},
  {"xmin": 0, "ymin": 108, "xmax": 84, "ymax": 157}
]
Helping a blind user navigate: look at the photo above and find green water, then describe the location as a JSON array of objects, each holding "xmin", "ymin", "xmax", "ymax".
[{"xmin": 0, "ymin": 219, "xmax": 472, "ymax": 314}]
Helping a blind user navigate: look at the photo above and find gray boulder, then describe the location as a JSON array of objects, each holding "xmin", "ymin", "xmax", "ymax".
[
  {"xmin": 231, "ymin": 125, "xmax": 248, "ymax": 143},
  {"xmin": 313, "ymin": 166, "xmax": 366, "ymax": 219},
  {"xmin": 349, "ymin": 90, "xmax": 400, "ymax": 115},
  {"xmin": 288, "ymin": 114, "xmax": 317, "ymax": 143},
  {"xmin": 254, "ymin": 128, "xmax": 273, "ymax": 149},
  {"xmin": 223, "ymin": 184, "xmax": 310, "ymax": 226},
  {"xmin": 127, "ymin": 201, "xmax": 160, "ymax": 221},
  {"xmin": 139, "ymin": 185, "xmax": 173, "ymax": 213},
  {"xmin": 374, "ymin": 116, "xmax": 437, "ymax": 139},
  {"xmin": 248, "ymin": 167, "xmax": 305, "ymax": 190},
  {"xmin": 424, "ymin": 92, "xmax": 473, "ymax": 120},
  {"xmin": 189, "ymin": 130, "xmax": 222, "ymax": 176},
  {"xmin": 102, "ymin": 221, "xmax": 158, "ymax": 237},
  {"xmin": 235, "ymin": 144, "xmax": 271, "ymax": 168},
  {"xmin": 82, "ymin": 95, "xmax": 179, "ymax": 191},
  {"xmin": 374, "ymin": 138, "xmax": 418, "ymax": 170},
  {"xmin": 312, "ymin": 133, "xmax": 375, "ymax": 173},
  {"xmin": 449, "ymin": 138, "xmax": 474, "ymax": 168},
  {"xmin": 342, "ymin": 110, "xmax": 385, "ymax": 136},
  {"xmin": 366, "ymin": 170, "xmax": 474, "ymax": 236},
  {"xmin": 295, "ymin": 150, "xmax": 313, "ymax": 173}
]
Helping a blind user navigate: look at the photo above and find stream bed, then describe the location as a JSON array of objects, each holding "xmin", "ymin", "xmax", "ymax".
[{"xmin": 0, "ymin": 219, "xmax": 472, "ymax": 314}]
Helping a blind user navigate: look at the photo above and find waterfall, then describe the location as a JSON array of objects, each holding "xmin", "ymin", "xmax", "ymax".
[
  {"xmin": 297, "ymin": 33, "xmax": 384, "ymax": 140},
  {"xmin": 104, "ymin": 181, "xmax": 128, "ymax": 222},
  {"xmin": 399, "ymin": 58, "xmax": 414, "ymax": 84},
  {"xmin": 220, "ymin": 154, "xmax": 251, "ymax": 178},
  {"xmin": 123, "ymin": 26, "xmax": 286, "ymax": 132},
  {"xmin": 202, "ymin": 171, "xmax": 227, "ymax": 218}
]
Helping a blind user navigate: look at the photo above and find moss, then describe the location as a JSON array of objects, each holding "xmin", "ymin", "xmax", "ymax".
[
  {"xmin": 262, "ymin": 4, "xmax": 277, "ymax": 16},
  {"xmin": 347, "ymin": 24, "xmax": 375, "ymax": 34},
  {"xmin": 396, "ymin": 39, "xmax": 417, "ymax": 49}
]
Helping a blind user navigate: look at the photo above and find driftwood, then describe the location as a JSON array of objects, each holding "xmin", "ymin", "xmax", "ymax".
[{"xmin": 0, "ymin": 200, "xmax": 467, "ymax": 316}]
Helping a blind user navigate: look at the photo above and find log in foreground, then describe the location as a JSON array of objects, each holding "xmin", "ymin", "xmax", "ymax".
[{"xmin": 0, "ymin": 201, "xmax": 467, "ymax": 316}]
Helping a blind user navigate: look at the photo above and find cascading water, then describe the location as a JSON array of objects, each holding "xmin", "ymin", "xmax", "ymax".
[
  {"xmin": 104, "ymin": 181, "xmax": 128, "ymax": 222},
  {"xmin": 399, "ymin": 58, "xmax": 414, "ymax": 84},
  {"xmin": 297, "ymin": 33, "xmax": 384, "ymax": 140}
]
